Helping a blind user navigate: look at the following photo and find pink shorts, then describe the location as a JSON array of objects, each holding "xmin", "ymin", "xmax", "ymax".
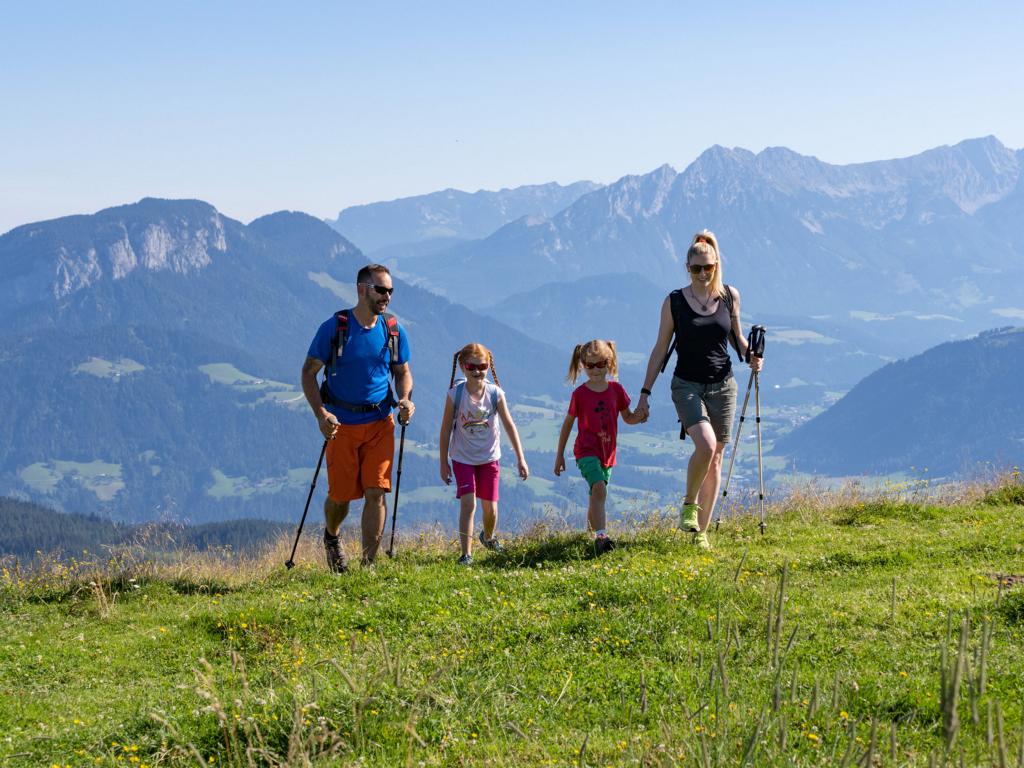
[{"xmin": 452, "ymin": 460, "xmax": 501, "ymax": 502}]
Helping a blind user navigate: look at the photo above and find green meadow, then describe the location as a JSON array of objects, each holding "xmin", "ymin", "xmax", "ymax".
[{"xmin": 1, "ymin": 479, "xmax": 1022, "ymax": 766}]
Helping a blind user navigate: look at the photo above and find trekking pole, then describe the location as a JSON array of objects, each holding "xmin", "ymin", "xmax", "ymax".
[
  {"xmin": 754, "ymin": 370, "xmax": 766, "ymax": 535},
  {"xmin": 746, "ymin": 325, "xmax": 768, "ymax": 534},
  {"xmin": 715, "ymin": 325, "xmax": 766, "ymax": 532},
  {"xmin": 285, "ymin": 439, "xmax": 328, "ymax": 569},
  {"xmin": 386, "ymin": 417, "xmax": 408, "ymax": 558},
  {"xmin": 716, "ymin": 370, "xmax": 754, "ymax": 531}
]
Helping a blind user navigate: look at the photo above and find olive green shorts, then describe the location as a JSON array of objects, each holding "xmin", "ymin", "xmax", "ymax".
[
  {"xmin": 576, "ymin": 456, "xmax": 612, "ymax": 491},
  {"xmin": 670, "ymin": 375, "xmax": 738, "ymax": 443}
]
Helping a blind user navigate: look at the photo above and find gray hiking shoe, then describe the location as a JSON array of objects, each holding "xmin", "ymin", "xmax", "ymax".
[
  {"xmin": 323, "ymin": 533, "xmax": 348, "ymax": 573},
  {"xmin": 479, "ymin": 530, "xmax": 504, "ymax": 553},
  {"xmin": 457, "ymin": 554, "xmax": 473, "ymax": 566},
  {"xmin": 679, "ymin": 502, "xmax": 701, "ymax": 533}
]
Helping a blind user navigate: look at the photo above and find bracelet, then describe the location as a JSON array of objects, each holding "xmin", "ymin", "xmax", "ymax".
[{"xmin": 640, "ymin": 387, "xmax": 652, "ymax": 396}]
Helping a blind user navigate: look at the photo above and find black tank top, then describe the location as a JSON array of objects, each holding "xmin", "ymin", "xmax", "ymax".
[{"xmin": 672, "ymin": 289, "xmax": 733, "ymax": 384}]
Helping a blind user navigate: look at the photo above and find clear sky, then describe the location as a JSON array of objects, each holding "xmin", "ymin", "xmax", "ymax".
[{"xmin": 2, "ymin": 0, "xmax": 1022, "ymax": 233}]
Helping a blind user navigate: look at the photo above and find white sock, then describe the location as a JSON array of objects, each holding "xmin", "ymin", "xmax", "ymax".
[{"xmin": 594, "ymin": 529, "xmax": 607, "ymax": 538}]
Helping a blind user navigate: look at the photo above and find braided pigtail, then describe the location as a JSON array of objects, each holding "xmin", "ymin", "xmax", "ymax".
[
  {"xmin": 449, "ymin": 351, "xmax": 461, "ymax": 388},
  {"xmin": 567, "ymin": 344, "xmax": 584, "ymax": 384},
  {"xmin": 488, "ymin": 353, "xmax": 501, "ymax": 388}
]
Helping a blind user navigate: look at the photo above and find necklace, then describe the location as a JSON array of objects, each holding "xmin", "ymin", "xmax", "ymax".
[{"xmin": 690, "ymin": 285, "xmax": 714, "ymax": 312}]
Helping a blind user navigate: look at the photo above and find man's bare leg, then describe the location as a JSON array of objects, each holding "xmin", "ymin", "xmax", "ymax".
[
  {"xmin": 362, "ymin": 488, "xmax": 387, "ymax": 563},
  {"xmin": 324, "ymin": 497, "xmax": 349, "ymax": 536}
]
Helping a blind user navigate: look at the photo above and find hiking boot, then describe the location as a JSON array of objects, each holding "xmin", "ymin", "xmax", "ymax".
[
  {"xmin": 457, "ymin": 554, "xmax": 473, "ymax": 566},
  {"xmin": 694, "ymin": 531, "xmax": 712, "ymax": 551},
  {"xmin": 323, "ymin": 533, "xmax": 348, "ymax": 573},
  {"xmin": 594, "ymin": 536, "xmax": 616, "ymax": 555},
  {"xmin": 679, "ymin": 502, "xmax": 701, "ymax": 533},
  {"xmin": 479, "ymin": 530, "xmax": 504, "ymax": 553}
]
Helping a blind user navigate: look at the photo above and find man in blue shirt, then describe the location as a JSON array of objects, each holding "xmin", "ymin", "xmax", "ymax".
[{"xmin": 301, "ymin": 264, "xmax": 414, "ymax": 571}]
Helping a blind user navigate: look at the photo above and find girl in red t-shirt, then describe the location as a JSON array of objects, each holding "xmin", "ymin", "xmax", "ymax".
[{"xmin": 554, "ymin": 339, "xmax": 646, "ymax": 553}]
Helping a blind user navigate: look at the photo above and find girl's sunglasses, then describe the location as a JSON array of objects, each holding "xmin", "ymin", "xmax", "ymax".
[
  {"xmin": 688, "ymin": 263, "xmax": 716, "ymax": 275},
  {"xmin": 464, "ymin": 362, "xmax": 489, "ymax": 372},
  {"xmin": 583, "ymin": 360, "xmax": 608, "ymax": 370}
]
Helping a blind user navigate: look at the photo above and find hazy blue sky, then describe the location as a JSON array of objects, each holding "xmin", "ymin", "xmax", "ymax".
[{"xmin": 2, "ymin": 1, "xmax": 1022, "ymax": 233}]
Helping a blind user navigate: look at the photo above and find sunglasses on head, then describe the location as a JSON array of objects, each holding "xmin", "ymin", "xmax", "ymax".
[
  {"xmin": 583, "ymin": 360, "xmax": 608, "ymax": 370},
  {"xmin": 463, "ymin": 362, "xmax": 489, "ymax": 372},
  {"xmin": 688, "ymin": 263, "xmax": 716, "ymax": 275},
  {"xmin": 361, "ymin": 283, "xmax": 394, "ymax": 296}
]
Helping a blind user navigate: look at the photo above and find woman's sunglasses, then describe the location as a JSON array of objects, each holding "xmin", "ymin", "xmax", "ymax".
[
  {"xmin": 583, "ymin": 360, "xmax": 608, "ymax": 370},
  {"xmin": 464, "ymin": 362, "xmax": 489, "ymax": 372},
  {"xmin": 688, "ymin": 263, "xmax": 717, "ymax": 275},
  {"xmin": 360, "ymin": 283, "xmax": 395, "ymax": 296}
]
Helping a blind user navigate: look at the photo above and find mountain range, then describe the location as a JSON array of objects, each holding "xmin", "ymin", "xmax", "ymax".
[
  {"xmin": 327, "ymin": 180, "xmax": 601, "ymax": 259},
  {"xmin": 0, "ymin": 199, "xmax": 570, "ymax": 523},
  {"xmin": 395, "ymin": 136, "xmax": 1024, "ymax": 322},
  {"xmin": 5, "ymin": 136, "xmax": 1023, "ymax": 526},
  {"xmin": 776, "ymin": 326, "xmax": 1024, "ymax": 476}
]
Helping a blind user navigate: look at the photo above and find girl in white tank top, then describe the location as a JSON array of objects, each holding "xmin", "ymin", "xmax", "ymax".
[{"xmin": 439, "ymin": 343, "xmax": 530, "ymax": 565}]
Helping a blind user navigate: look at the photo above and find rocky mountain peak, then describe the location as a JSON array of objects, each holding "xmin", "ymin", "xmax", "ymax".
[{"xmin": 1, "ymin": 198, "xmax": 230, "ymax": 302}]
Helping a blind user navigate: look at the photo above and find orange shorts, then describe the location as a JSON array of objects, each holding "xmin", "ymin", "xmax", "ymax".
[{"xmin": 325, "ymin": 415, "xmax": 395, "ymax": 502}]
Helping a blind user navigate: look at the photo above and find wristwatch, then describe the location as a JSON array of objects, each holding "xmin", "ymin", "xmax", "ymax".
[{"xmin": 640, "ymin": 387, "xmax": 652, "ymax": 396}]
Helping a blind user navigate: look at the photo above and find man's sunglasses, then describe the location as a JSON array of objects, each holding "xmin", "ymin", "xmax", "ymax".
[
  {"xmin": 360, "ymin": 283, "xmax": 394, "ymax": 296},
  {"xmin": 464, "ymin": 362, "xmax": 489, "ymax": 372},
  {"xmin": 688, "ymin": 263, "xmax": 717, "ymax": 275},
  {"xmin": 583, "ymin": 360, "xmax": 608, "ymax": 370}
]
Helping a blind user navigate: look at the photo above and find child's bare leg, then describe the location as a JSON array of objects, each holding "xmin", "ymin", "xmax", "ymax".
[
  {"xmin": 458, "ymin": 494, "xmax": 476, "ymax": 556},
  {"xmin": 481, "ymin": 499, "xmax": 498, "ymax": 540},
  {"xmin": 588, "ymin": 481, "xmax": 607, "ymax": 532}
]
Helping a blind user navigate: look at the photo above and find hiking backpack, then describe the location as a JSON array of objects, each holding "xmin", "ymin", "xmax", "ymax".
[
  {"xmin": 319, "ymin": 309, "xmax": 401, "ymax": 412},
  {"xmin": 451, "ymin": 380, "xmax": 500, "ymax": 416}
]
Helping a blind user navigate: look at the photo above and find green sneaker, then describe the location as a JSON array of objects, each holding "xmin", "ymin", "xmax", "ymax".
[
  {"xmin": 694, "ymin": 531, "xmax": 712, "ymax": 551},
  {"xmin": 679, "ymin": 502, "xmax": 701, "ymax": 532}
]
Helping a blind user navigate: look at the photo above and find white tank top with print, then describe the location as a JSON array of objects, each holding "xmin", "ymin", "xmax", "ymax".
[{"xmin": 448, "ymin": 381, "xmax": 503, "ymax": 465}]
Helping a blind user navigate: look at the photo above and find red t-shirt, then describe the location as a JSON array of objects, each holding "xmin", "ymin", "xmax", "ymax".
[{"xmin": 569, "ymin": 381, "xmax": 631, "ymax": 466}]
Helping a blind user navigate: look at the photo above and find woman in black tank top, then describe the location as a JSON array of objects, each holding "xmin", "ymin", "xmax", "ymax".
[{"xmin": 635, "ymin": 231, "xmax": 765, "ymax": 549}]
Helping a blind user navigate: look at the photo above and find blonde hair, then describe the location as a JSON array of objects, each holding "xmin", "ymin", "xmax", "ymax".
[
  {"xmin": 449, "ymin": 342, "xmax": 501, "ymax": 388},
  {"xmin": 567, "ymin": 339, "xmax": 619, "ymax": 384},
  {"xmin": 688, "ymin": 229, "xmax": 726, "ymax": 299}
]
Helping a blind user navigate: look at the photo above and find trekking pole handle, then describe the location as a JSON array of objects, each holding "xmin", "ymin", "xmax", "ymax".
[{"xmin": 745, "ymin": 325, "xmax": 766, "ymax": 363}]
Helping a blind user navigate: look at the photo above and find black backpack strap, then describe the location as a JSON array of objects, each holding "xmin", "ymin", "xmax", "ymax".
[
  {"xmin": 329, "ymin": 309, "xmax": 350, "ymax": 373},
  {"xmin": 722, "ymin": 284, "xmax": 743, "ymax": 361},
  {"xmin": 382, "ymin": 313, "xmax": 401, "ymax": 367},
  {"xmin": 668, "ymin": 289, "xmax": 685, "ymax": 336}
]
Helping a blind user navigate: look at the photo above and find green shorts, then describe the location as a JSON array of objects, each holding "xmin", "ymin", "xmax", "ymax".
[{"xmin": 576, "ymin": 456, "xmax": 612, "ymax": 492}]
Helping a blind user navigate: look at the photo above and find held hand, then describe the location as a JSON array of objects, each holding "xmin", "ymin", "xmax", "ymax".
[
  {"xmin": 632, "ymin": 399, "xmax": 649, "ymax": 424},
  {"xmin": 518, "ymin": 458, "xmax": 530, "ymax": 480},
  {"xmin": 440, "ymin": 462, "xmax": 452, "ymax": 485},
  {"xmin": 554, "ymin": 455, "xmax": 566, "ymax": 476},
  {"xmin": 750, "ymin": 356, "xmax": 764, "ymax": 374},
  {"xmin": 318, "ymin": 412, "xmax": 339, "ymax": 440},
  {"xmin": 397, "ymin": 398, "xmax": 415, "ymax": 425}
]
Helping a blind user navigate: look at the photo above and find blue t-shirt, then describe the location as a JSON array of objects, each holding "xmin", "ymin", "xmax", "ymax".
[{"xmin": 308, "ymin": 311, "xmax": 411, "ymax": 425}]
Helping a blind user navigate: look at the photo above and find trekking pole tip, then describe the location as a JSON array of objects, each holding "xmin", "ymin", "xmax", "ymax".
[{"xmin": 284, "ymin": 559, "xmax": 295, "ymax": 570}]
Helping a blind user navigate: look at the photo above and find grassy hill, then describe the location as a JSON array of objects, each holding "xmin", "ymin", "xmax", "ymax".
[{"xmin": 1, "ymin": 479, "xmax": 1023, "ymax": 766}]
